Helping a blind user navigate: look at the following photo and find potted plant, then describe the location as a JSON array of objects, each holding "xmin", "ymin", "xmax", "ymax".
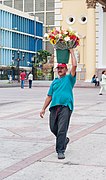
[{"xmin": 44, "ymin": 27, "xmax": 80, "ymax": 63}]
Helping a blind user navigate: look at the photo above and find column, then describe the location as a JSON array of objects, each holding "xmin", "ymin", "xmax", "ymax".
[
  {"xmin": 102, "ymin": 6, "xmax": 106, "ymax": 66},
  {"xmin": 86, "ymin": 0, "xmax": 96, "ymax": 81}
]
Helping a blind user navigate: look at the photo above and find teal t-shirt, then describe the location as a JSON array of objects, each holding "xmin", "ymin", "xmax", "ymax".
[{"xmin": 47, "ymin": 74, "xmax": 76, "ymax": 111}]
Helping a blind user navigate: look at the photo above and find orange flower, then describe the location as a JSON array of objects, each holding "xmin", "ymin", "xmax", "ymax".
[{"xmin": 44, "ymin": 27, "xmax": 80, "ymax": 49}]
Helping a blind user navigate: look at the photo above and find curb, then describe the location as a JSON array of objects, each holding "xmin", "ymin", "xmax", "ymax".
[
  {"xmin": 0, "ymin": 84, "xmax": 99, "ymax": 88},
  {"xmin": 0, "ymin": 80, "xmax": 100, "ymax": 88}
]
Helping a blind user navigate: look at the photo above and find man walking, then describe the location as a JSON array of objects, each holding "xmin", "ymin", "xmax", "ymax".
[
  {"xmin": 40, "ymin": 49, "xmax": 77, "ymax": 159},
  {"xmin": 20, "ymin": 70, "xmax": 26, "ymax": 89}
]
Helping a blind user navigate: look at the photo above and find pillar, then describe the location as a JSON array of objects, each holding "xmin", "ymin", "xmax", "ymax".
[
  {"xmin": 102, "ymin": 6, "xmax": 106, "ymax": 66},
  {"xmin": 86, "ymin": 0, "xmax": 97, "ymax": 81}
]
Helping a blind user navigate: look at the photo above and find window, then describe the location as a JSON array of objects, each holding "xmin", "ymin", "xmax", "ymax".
[
  {"xmin": 14, "ymin": 0, "xmax": 23, "ymax": 11},
  {"xmin": 24, "ymin": 0, "xmax": 33, "ymax": 12},
  {"xmin": 46, "ymin": 0, "xmax": 54, "ymax": 11},
  {"xmin": 35, "ymin": 13, "xmax": 44, "ymax": 23},
  {"xmin": 46, "ymin": 12, "xmax": 54, "ymax": 25},
  {"xmin": 4, "ymin": 0, "xmax": 12, "ymax": 7},
  {"xmin": 35, "ymin": 0, "xmax": 44, "ymax": 11}
]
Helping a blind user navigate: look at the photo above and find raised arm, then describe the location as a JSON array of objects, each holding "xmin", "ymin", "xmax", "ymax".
[
  {"xmin": 40, "ymin": 95, "xmax": 52, "ymax": 118},
  {"xmin": 69, "ymin": 49, "xmax": 77, "ymax": 77}
]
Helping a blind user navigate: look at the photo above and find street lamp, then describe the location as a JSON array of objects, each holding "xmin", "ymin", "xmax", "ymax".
[
  {"xmin": 17, "ymin": 50, "xmax": 20, "ymax": 82},
  {"xmin": 35, "ymin": 38, "xmax": 41, "ymax": 52},
  {"xmin": 27, "ymin": 51, "xmax": 39, "ymax": 80},
  {"xmin": 27, "ymin": 53, "xmax": 38, "ymax": 80},
  {"xmin": 12, "ymin": 49, "xmax": 25, "ymax": 82}
]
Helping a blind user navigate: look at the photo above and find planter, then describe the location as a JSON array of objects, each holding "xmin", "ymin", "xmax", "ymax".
[{"xmin": 56, "ymin": 49, "xmax": 70, "ymax": 64}]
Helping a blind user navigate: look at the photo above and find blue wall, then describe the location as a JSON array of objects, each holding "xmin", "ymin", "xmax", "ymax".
[{"xmin": 0, "ymin": 9, "xmax": 43, "ymax": 67}]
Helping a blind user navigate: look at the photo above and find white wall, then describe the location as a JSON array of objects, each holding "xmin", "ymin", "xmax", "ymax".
[
  {"xmin": 96, "ymin": 4, "xmax": 103, "ymax": 68},
  {"xmin": 102, "ymin": 11, "xmax": 106, "ymax": 67}
]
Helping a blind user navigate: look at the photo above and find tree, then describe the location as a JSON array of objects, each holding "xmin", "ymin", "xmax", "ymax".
[
  {"xmin": 36, "ymin": 50, "xmax": 52, "ymax": 64},
  {"xmin": 33, "ymin": 50, "xmax": 52, "ymax": 80}
]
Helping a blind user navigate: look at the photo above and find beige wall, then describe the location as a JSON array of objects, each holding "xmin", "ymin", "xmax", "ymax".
[
  {"xmin": 61, "ymin": 0, "xmax": 87, "ymax": 33},
  {"xmin": 60, "ymin": 0, "xmax": 87, "ymax": 80},
  {"xmin": 55, "ymin": 0, "xmax": 106, "ymax": 81}
]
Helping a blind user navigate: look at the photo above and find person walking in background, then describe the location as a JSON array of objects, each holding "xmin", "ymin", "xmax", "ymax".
[
  {"xmin": 28, "ymin": 72, "xmax": 33, "ymax": 88},
  {"xmin": 20, "ymin": 70, "xmax": 26, "ymax": 89},
  {"xmin": 91, "ymin": 74, "xmax": 99, "ymax": 86},
  {"xmin": 99, "ymin": 70, "xmax": 106, "ymax": 95},
  {"xmin": 8, "ymin": 74, "xmax": 12, "ymax": 83},
  {"xmin": 40, "ymin": 49, "xmax": 77, "ymax": 159},
  {"xmin": 95, "ymin": 75, "xmax": 99, "ymax": 86}
]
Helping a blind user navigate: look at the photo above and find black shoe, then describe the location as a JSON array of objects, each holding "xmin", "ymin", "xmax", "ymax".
[
  {"xmin": 58, "ymin": 152, "xmax": 65, "ymax": 159},
  {"xmin": 65, "ymin": 137, "xmax": 70, "ymax": 150},
  {"xmin": 99, "ymin": 93, "xmax": 102, "ymax": 95}
]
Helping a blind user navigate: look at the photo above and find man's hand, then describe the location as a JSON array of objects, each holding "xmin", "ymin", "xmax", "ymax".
[
  {"xmin": 69, "ymin": 49, "xmax": 74, "ymax": 54},
  {"xmin": 40, "ymin": 95, "xmax": 52, "ymax": 118},
  {"xmin": 40, "ymin": 109, "xmax": 45, "ymax": 118}
]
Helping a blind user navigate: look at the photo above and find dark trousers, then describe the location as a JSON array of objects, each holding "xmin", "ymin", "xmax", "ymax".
[
  {"xmin": 49, "ymin": 106, "xmax": 72, "ymax": 153},
  {"xmin": 29, "ymin": 80, "xmax": 32, "ymax": 88}
]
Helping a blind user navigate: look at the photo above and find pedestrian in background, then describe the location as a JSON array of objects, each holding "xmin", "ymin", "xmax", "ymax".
[
  {"xmin": 40, "ymin": 49, "xmax": 77, "ymax": 159},
  {"xmin": 28, "ymin": 72, "xmax": 33, "ymax": 88},
  {"xmin": 91, "ymin": 74, "xmax": 99, "ymax": 86},
  {"xmin": 20, "ymin": 70, "xmax": 26, "ymax": 89},
  {"xmin": 99, "ymin": 70, "xmax": 106, "ymax": 95},
  {"xmin": 8, "ymin": 75, "xmax": 12, "ymax": 83}
]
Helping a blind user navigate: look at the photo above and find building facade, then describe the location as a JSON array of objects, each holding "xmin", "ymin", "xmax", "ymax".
[
  {"xmin": 0, "ymin": 4, "xmax": 43, "ymax": 79},
  {"xmin": 0, "ymin": 0, "xmax": 55, "ymax": 54},
  {"xmin": 1, "ymin": 0, "xmax": 106, "ymax": 81},
  {"xmin": 54, "ymin": 0, "xmax": 106, "ymax": 81}
]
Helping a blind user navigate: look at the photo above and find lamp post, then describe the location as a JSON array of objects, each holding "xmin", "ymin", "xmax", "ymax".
[
  {"xmin": 17, "ymin": 50, "xmax": 20, "ymax": 82},
  {"xmin": 31, "ymin": 56, "xmax": 35, "ymax": 79},
  {"xmin": 29, "ymin": 53, "xmax": 38, "ymax": 80},
  {"xmin": 12, "ymin": 49, "xmax": 25, "ymax": 82},
  {"xmin": 27, "ymin": 52, "xmax": 38, "ymax": 80},
  {"xmin": 35, "ymin": 38, "xmax": 41, "ymax": 52}
]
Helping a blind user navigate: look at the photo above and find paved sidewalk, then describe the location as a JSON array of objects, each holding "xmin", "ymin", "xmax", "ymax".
[{"xmin": 0, "ymin": 87, "xmax": 106, "ymax": 180}]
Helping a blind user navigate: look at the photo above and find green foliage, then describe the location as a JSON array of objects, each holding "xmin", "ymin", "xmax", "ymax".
[{"xmin": 34, "ymin": 50, "xmax": 52, "ymax": 65}]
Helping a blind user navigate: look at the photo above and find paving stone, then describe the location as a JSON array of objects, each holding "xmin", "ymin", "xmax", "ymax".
[{"xmin": 0, "ymin": 87, "xmax": 106, "ymax": 180}]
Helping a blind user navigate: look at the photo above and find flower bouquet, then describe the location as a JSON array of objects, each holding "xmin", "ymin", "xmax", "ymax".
[
  {"xmin": 44, "ymin": 27, "xmax": 80, "ymax": 63},
  {"xmin": 44, "ymin": 27, "xmax": 80, "ymax": 49}
]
